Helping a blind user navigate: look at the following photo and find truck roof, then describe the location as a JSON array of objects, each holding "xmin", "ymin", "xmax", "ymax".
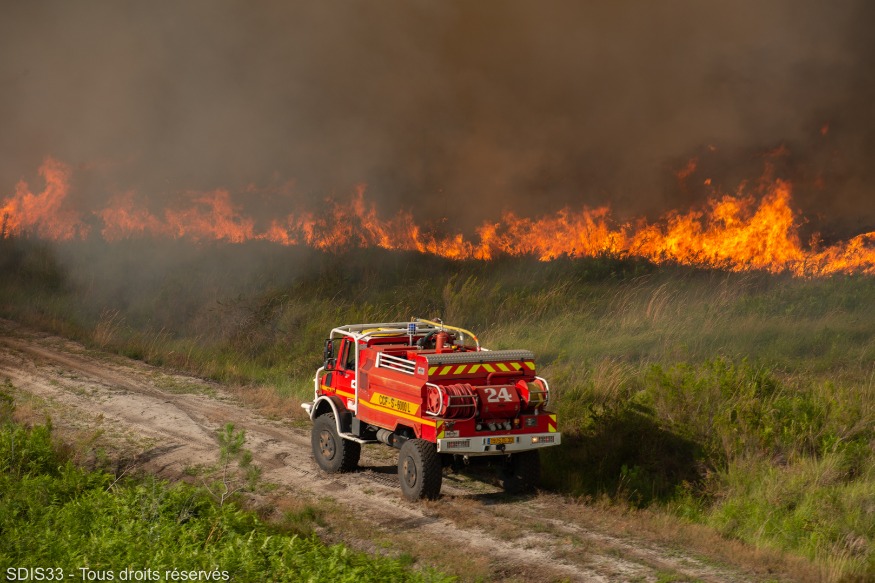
[{"xmin": 329, "ymin": 318, "xmax": 481, "ymax": 350}]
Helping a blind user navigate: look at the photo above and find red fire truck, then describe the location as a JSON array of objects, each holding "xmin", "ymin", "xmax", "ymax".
[{"xmin": 302, "ymin": 318, "xmax": 561, "ymax": 500}]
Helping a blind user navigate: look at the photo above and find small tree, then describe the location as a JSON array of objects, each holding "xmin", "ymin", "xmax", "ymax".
[{"xmin": 203, "ymin": 423, "xmax": 261, "ymax": 506}]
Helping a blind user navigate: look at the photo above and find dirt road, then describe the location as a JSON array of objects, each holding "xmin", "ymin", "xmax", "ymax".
[{"xmin": 0, "ymin": 319, "xmax": 803, "ymax": 582}]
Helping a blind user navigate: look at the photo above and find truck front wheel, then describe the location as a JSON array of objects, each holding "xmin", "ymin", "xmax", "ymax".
[
  {"xmin": 398, "ymin": 439, "xmax": 442, "ymax": 501},
  {"xmin": 502, "ymin": 450, "xmax": 541, "ymax": 494},
  {"xmin": 312, "ymin": 413, "xmax": 360, "ymax": 473}
]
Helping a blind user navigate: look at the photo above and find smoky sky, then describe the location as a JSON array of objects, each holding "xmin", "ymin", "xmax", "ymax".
[{"xmin": 1, "ymin": 0, "xmax": 874, "ymax": 235}]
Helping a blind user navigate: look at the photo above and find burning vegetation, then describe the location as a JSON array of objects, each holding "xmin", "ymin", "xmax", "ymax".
[{"xmin": 2, "ymin": 157, "xmax": 875, "ymax": 277}]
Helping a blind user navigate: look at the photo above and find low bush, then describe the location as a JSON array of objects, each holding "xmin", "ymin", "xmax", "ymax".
[{"xmin": 0, "ymin": 408, "xmax": 450, "ymax": 582}]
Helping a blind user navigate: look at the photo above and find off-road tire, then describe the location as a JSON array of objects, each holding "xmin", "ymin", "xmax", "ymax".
[
  {"xmin": 502, "ymin": 450, "xmax": 541, "ymax": 494},
  {"xmin": 312, "ymin": 413, "xmax": 360, "ymax": 473},
  {"xmin": 398, "ymin": 439, "xmax": 442, "ymax": 501}
]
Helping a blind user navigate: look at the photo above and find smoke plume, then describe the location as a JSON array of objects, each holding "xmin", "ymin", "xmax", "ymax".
[{"xmin": 1, "ymin": 1, "xmax": 874, "ymax": 235}]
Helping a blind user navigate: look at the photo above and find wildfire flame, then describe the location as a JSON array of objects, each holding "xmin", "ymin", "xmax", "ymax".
[
  {"xmin": 0, "ymin": 158, "xmax": 88, "ymax": 241},
  {"xmin": 3, "ymin": 157, "xmax": 875, "ymax": 276}
]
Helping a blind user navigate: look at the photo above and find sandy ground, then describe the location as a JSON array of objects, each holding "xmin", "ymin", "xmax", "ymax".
[{"xmin": 0, "ymin": 319, "xmax": 802, "ymax": 582}]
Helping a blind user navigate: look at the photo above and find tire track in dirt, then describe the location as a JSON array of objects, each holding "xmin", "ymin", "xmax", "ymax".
[{"xmin": 0, "ymin": 320, "xmax": 774, "ymax": 582}]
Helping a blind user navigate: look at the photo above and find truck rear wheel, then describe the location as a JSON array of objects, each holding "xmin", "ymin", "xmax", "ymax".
[
  {"xmin": 398, "ymin": 439, "xmax": 442, "ymax": 501},
  {"xmin": 502, "ymin": 450, "xmax": 541, "ymax": 494},
  {"xmin": 312, "ymin": 413, "xmax": 360, "ymax": 473}
]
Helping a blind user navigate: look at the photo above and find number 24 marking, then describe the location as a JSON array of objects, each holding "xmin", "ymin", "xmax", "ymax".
[{"xmin": 484, "ymin": 387, "xmax": 513, "ymax": 403}]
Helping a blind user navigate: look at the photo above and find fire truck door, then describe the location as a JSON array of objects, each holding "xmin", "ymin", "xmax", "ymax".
[{"xmin": 333, "ymin": 338, "xmax": 356, "ymax": 396}]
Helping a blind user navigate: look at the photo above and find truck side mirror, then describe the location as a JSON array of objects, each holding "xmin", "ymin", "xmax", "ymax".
[{"xmin": 323, "ymin": 339, "xmax": 334, "ymax": 368}]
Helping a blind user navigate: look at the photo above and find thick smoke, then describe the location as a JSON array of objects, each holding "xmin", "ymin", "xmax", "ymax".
[{"xmin": 1, "ymin": 1, "xmax": 874, "ymax": 236}]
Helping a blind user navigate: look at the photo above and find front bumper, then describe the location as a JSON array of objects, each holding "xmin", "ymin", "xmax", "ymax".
[{"xmin": 436, "ymin": 432, "xmax": 561, "ymax": 455}]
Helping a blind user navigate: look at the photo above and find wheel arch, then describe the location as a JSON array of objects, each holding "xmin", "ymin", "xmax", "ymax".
[
  {"xmin": 392, "ymin": 423, "xmax": 419, "ymax": 440},
  {"xmin": 311, "ymin": 395, "xmax": 352, "ymax": 434}
]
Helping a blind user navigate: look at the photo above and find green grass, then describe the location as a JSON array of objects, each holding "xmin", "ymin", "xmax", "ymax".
[
  {"xmin": 1, "ymin": 236, "xmax": 874, "ymax": 580},
  {"xmin": 0, "ymin": 390, "xmax": 450, "ymax": 582}
]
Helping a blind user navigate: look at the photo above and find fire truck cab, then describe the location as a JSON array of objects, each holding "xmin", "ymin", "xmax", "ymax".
[{"xmin": 302, "ymin": 318, "xmax": 561, "ymax": 500}]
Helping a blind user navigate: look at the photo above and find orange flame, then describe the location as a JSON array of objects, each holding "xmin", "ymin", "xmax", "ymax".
[
  {"xmin": 98, "ymin": 191, "xmax": 167, "ymax": 240},
  {"xmin": 3, "ymin": 157, "xmax": 875, "ymax": 276},
  {"xmin": 630, "ymin": 181, "xmax": 806, "ymax": 272},
  {"xmin": 0, "ymin": 158, "xmax": 88, "ymax": 240}
]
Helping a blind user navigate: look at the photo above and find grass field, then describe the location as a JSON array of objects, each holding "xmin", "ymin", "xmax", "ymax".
[
  {"xmin": 0, "ymin": 386, "xmax": 448, "ymax": 582},
  {"xmin": 1, "ymin": 235, "xmax": 873, "ymax": 580}
]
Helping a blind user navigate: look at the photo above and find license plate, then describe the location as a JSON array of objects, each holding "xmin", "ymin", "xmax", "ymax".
[{"xmin": 488, "ymin": 436, "xmax": 514, "ymax": 445}]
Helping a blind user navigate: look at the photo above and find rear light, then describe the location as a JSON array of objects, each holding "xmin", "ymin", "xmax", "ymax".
[{"xmin": 531, "ymin": 435, "xmax": 556, "ymax": 444}]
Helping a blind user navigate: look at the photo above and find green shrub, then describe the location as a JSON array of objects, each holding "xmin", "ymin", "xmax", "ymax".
[{"xmin": 0, "ymin": 419, "xmax": 451, "ymax": 582}]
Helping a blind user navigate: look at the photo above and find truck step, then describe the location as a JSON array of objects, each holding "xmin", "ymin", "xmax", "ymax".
[{"xmin": 339, "ymin": 432, "xmax": 378, "ymax": 444}]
